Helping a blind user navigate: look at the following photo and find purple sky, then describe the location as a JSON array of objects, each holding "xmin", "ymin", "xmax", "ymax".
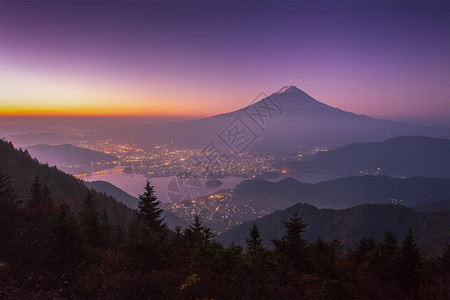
[{"xmin": 1, "ymin": 1, "xmax": 449, "ymax": 125}]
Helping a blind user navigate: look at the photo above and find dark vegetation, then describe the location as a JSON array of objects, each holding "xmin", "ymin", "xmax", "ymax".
[
  {"xmin": 85, "ymin": 180, "xmax": 189, "ymax": 230},
  {"xmin": 1, "ymin": 139, "xmax": 449, "ymax": 299},
  {"xmin": 0, "ymin": 139, "xmax": 133, "ymax": 226},
  {"xmin": 1, "ymin": 173, "xmax": 449, "ymax": 299},
  {"xmin": 217, "ymin": 202, "xmax": 450, "ymax": 256}
]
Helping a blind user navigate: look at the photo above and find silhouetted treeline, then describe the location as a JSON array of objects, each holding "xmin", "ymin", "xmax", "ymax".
[
  {"xmin": 0, "ymin": 175, "xmax": 449, "ymax": 299},
  {"xmin": 0, "ymin": 139, "xmax": 134, "ymax": 226}
]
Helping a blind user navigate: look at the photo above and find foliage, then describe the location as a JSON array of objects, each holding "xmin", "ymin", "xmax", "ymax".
[
  {"xmin": 272, "ymin": 212, "xmax": 309, "ymax": 274},
  {"xmin": 396, "ymin": 228, "xmax": 424, "ymax": 299},
  {"xmin": 0, "ymin": 139, "xmax": 134, "ymax": 226},
  {"xmin": 134, "ymin": 180, "xmax": 166, "ymax": 235},
  {"xmin": 127, "ymin": 181, "xmax": 169, "ymax": 272},
  {"xmin": 0, "ymin": 172, "xmax": 448, "ymax": 299},
  {"xmin": 79, "ymin": 192, "xmax": 111, "ymax": 248}
]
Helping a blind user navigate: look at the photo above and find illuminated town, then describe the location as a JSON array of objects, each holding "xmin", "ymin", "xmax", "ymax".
[
  {"xmin": 163, "ymin": 190, "xmax": 270, "ymax": 234},
  {"xmin": 72, "ymin": 137, "xmax": 282, "ymax": 179}
]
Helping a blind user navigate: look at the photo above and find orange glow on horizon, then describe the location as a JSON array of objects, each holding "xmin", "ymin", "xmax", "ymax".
[
  {"xmin": 0, "ymin": 104, "xmax": 209, "ymax": 118},
  {"xmin": 0, "ymin": 110, "xmax": 206, "ymax": 118},
  {"xmin": 0, "ymin": 62, "xmax": 236, "ymax": 119}
]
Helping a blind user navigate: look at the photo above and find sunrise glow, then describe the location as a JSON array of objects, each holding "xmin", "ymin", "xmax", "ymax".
[{"xmin": 1, "ymin": 1, "xmax": 449, "ymax": 125}]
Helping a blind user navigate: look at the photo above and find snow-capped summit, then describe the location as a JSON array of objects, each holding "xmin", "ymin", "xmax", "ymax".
[
  {"xmin": 132, "ymin": 84, "xmax": 450, "ymax": 156},
  {"xmin": 275, "ymin": 85, "xmax": 301, "ymax": 94}
]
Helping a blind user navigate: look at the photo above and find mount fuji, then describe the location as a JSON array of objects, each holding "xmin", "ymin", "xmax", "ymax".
[{"xmin": 131, "ymin": 85, "xmax": 450, "ymax": 155}]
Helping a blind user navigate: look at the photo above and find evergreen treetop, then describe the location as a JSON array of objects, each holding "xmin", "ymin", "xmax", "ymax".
[
  {"xmin": 272, "ymin": 212, "xmax": 309, "ymax": 272},
  {"xmin": 246, "ymin": 223, "xmax": 263, "ymax": 254},
  {"xmin": 0, "ymin": 173, "xmax": 19, "ymax": 211},
  {"xmin": 79, "ymin": 192, "xmax": 110, "ymax": 248},
  {"xmin": 135, "ymin": 180, "xmax": 166, "ymax": 235}
]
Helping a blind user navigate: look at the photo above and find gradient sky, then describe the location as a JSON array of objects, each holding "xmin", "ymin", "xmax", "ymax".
[{"xmin": 1, "ymin": 1, "xmax": 449, "ymax": 125}]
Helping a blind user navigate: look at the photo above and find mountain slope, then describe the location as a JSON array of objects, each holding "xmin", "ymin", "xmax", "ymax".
[
  {"xmin": 279, "ymin": 136, "xmax": 450, "ymax": 178},
  {"xmin": 412, "ymin": 199, "xmax": 450, "ymax": 213},
  {"xmin": 85, "ymin": 180, "xmax": 139, "ymax": 208},
  {"xmin": 233, "ymin": 175, "xmax": 450, "ymax": 208},
  {"xmin": 85, "ymin": 180, "xmax": 189, "ymax": 229},
  {"xmin": 165, "ymin": 176, "xmax": 450, "ymax": 233},
  {"xmin": 217, "ymin": 202, "xmax": 450, "ymax": 256},
  {"xmin": 129, "ymin": 86, "xmax": 450, "ymax": 155},
  {"xmin": 0, "ymin": 139, "xmax": 133, "ymax": 225},
  {"xmin": 27, "ymin": 143, "xmax": 118, "ymax": 166},
  {"xmin": 3, "ymin": 132, "xmax": 81, "ymax": 148}
]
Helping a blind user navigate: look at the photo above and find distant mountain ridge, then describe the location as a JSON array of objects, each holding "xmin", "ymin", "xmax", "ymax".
[
  {"xmin": 233, "ymin": 175, "xmax": 450, "ymax": 208},
  {"xmin": 217, "ymin": 202, "xmax": 450, "ymax": 256},
  {"xmin": 27, "ymin": 143, "xmax": 118, "ymax": 166},
  {"xmin": 165, "ymin": 175, "xmax": 450, "ymax": 233},
  {"xmin": 128, "ymin": 86, "xmax": 450, "ymax": 155},
  {"xmin": 4, "ymin": 132, "xmax": 81, "ymax": 148},
  {"xmin": 279, "ymin": 136, "xmax": 450, "ymax": 178}
]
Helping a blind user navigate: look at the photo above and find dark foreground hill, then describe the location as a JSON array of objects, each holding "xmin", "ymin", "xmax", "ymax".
[
  {"xmin": 218, "ymin": 202, "xmax": 450, "ymax": 256},
  {"xmin": 0, "ymin": 139, "xmax": 133, "ymax": 225},
  {"xmin": 279, "ymin": 136, "xmax": 450, "ymax": 178}
]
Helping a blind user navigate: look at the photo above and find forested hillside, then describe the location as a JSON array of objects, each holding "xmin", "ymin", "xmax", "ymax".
[
  {"xmin": 0, "ymin": 139, "xmax": 133, "ymax": 225},
  {"xmin": 218, "ymin": 202, "xmax": 450, "ymax": 256}
]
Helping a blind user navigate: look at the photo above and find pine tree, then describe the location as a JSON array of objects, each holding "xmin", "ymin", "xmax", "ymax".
[
  {"xmin": 134, "ymin": 180, "xmax": 166, "ymax": 235},
  {"xmin": 79, "ymin": 192, "xmax": 109, "ymax": 248},
  {"xmin": 272, "ymin": 212, "xmax": 309, "ymax": 273},
  {"xmin": 127, "ymin": 181, "xmax": 168, "ymax": 272},
  {"xmin": 100, "ymin": 209, "xmax": 111, "ymax": 247},
  {"xmin": 0, "ymin": 173, "xmax": 20, "ymax": 260},
  {"xmin": 396, "ymin": 228, "xmax": 423, "ymax": 299},
  {"xmin": 351, "ymin": 238, "xmax": 378, "ymax": 263},
  {"xmin": 308, "ymin": 237, "xmax": 337, "ymax": 277},
  {"xmin": 184, "ymin": 216, "xmax": 214, "ymax": 247},
  {"xmin": 375, "ymin": 232, "xmax": 399, "ymax": 282},
  {"xmin": 42, "ymin": 185, "xmax": 52, "ymax": 203},
  {"xmin": 246, "ymin": 223, "xmax": 263, "ymax": 255},
  {"xmin": 434, "ymin": 244, "xmax": 450, "ymax": 278},
  {"xmin": 28, "ymin": 176, "xmax": 43, "ymax": 208},
  {"xmin": 53, "ymin": 203, "xmax": 85, "ymax": 270},
  {"xmin": 380, "ymin": 232, "xmax": 398, "ymax": 256},
  {"xmin": 0, "ymin": 173, "xmax": 19, "ymax": 210},
  {"xmin": 23, "ymin": 178, "xmax": 57, "ymax": 270},
  {"xmin": 171, "ymin": 225, "xmax": 184, "ymax": 252},
  {"xmin": 242, "ymin": 223, "xmax": 277, "ymax": 298},
  {"xmin": 174, "ymin": 225, "xmax": 182, "ymax": 236}
]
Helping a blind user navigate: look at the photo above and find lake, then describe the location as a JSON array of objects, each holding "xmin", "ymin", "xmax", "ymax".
[
  {"xmin": 82, "ymin": 169, "xmax": 335, "ymax": 203},
  {"xmin": 84, "ymin": 172, "xmax": 248, "ymax": 203}
]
